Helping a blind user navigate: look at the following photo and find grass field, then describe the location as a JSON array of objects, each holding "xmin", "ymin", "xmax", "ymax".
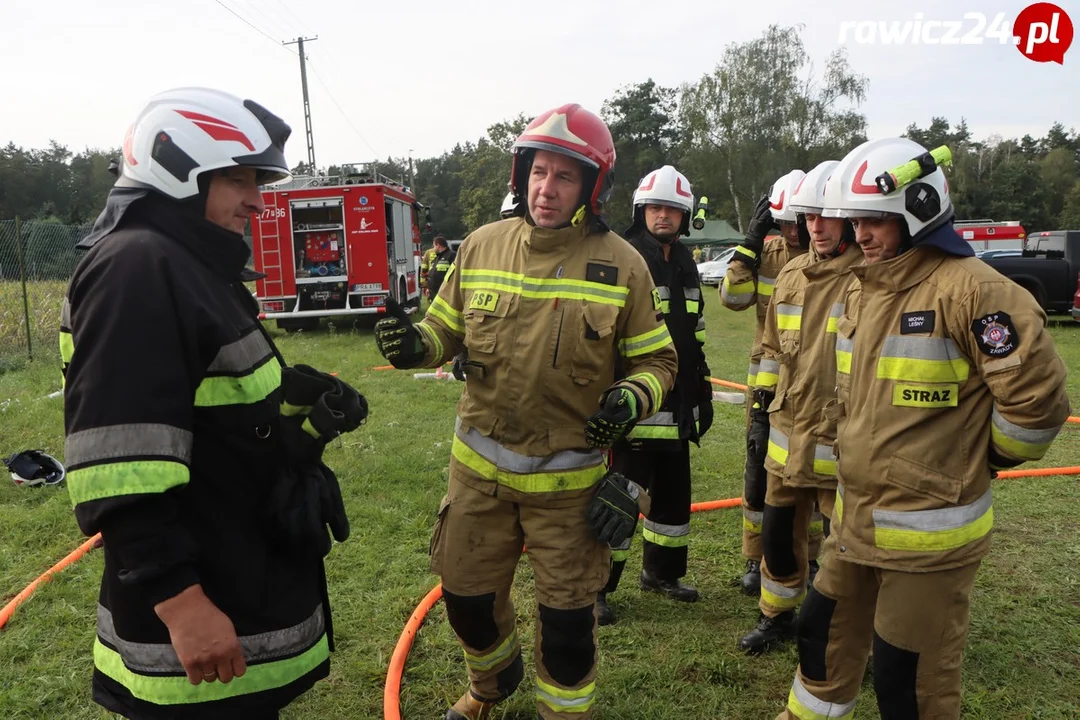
[{"xmin": 1, "ymin": 295, "xmax": 1079, "ymax": 719}]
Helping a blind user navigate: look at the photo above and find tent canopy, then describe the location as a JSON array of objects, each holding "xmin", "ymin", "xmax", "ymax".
[{"xmin": 682, "ymin": 219, "xmax": 743, "ymax": 246}]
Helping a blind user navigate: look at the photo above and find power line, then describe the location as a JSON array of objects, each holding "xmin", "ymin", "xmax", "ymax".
[
  {"xmin": 271, "ymin": 0, "xmax": 317, "ymax": 37},
  {"xmin": 213, "ymin": 0, "xmax": 287, "ymax": 50},
  {"xmin": 306, "ymin": 59, "xmax": 381, "ymax": 158},
  {"xmin": 233, "ymin": 0, "xmax": 292, "ymax": 40}
]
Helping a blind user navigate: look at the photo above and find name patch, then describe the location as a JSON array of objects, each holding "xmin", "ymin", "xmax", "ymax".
[
  {"xmin": 901, "ymin": 311, "xmax": 935, "ymax": 334},
  {"xmin": 469, "ymin": 291, "xmax": 499, "ymax": 313},
  {"xmin": 892, "ymin": 383, "xmax": 958, "ymax": 408}
]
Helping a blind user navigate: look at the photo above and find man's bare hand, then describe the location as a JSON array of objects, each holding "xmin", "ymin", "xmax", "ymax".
[{"xmin": 154, "ymin": 584, "xmax": 247, "ymax": 686}]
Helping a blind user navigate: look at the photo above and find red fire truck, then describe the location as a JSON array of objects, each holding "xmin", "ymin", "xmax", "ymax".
[
  {"xmin": 955, "ymin": 219, "xmax": 1027, "ymax": 254},
  {"xmin": 251, "ymin": 165, "xmax": 426, "ymax": 330}
]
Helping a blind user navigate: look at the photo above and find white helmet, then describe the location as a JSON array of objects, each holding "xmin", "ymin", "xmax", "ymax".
[
  {"xmin": 500, "ymin": 192, "xmax": 517, "ymax": 219},
  {"xmin": 118, "ymin": 87, "xmax": 292, "ymax": 200},
  {"xmin": 632, "ymin": 165, "xmax": 695, "ymax": 236},
  {"xmin": 789, "ymin": 161, "xmax": 839, "ymax": 214},
  {"xmin": 768, "ymin": 169, "xmax": 806, "ymax": 223},
  {"xmin": 822, "ymin": 137, "xmax": 952, "ymax": 241},
  {"xmin": 5, "ymin": 450, "xmax": 65, "ymax": 487}
]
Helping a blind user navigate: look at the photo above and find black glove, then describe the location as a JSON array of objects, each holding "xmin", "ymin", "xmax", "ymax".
[
  {"xmin": 451, "ymin": 350, "xmax": 468, "ymax": 381},
  {"xmin": 747, "ymin": 389, "xmax": 773, "ymax": 465},
  {"xmin": 587, "ymin": 471, "xmax": 647, "ymax": 547},
  {"xmin": 585, "ymin": 387, "xmax": 640, "ymax": 448},
  {"xmin": 264, "ymin": 461, "xmax": 349, "ymax": 561},
  {"xmin": 280, "ymin": 364, "xmax": 369, "ymax": 463},
  {"xmin": 697, "ymin": 398, "xmax": 714, "ymax": 438},
  {"xmin": 374, "ymin": 297, "xmax": 426, "ymax": 368},
  {"xmin": 732, "ymin": 195, "xmax": 776, "ymax": 268}
]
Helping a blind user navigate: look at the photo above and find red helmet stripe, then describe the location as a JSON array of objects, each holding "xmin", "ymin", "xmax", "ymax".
[
  {"xmin": 175, "ymin": 110, "xmax": 255, "ymax": 151},
  {"xmin": 769, "ymin": 190, "xmax": 785, "ymax": 210},
  {"xmin": 675, "ymin": 177, "xmax": 692, "ymax": 198},
  {"xmin": 851, "ymin": 160, "xmax": 880, "ymax": 195}
]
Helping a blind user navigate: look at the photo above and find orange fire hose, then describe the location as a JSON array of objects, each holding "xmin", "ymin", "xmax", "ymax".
[{"xmin": 0, "ymin": 533, "xmax": 101, "ymax": 630}]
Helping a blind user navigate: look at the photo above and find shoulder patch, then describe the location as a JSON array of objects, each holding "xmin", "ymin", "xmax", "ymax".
[
  {"xmin": 586, "ymin": 263, "xmax": 618, "ymax": 286},
  {"xmin": 651, "ymin": 287, "xmax": 662, "ymax": 311},
  {"xmin": 971, "ymin": 311, "xmax": 1019, "ymax": 358},
  {"xmin": 901, "ymin": 310, "xmax": 935, "ymax": 334}
]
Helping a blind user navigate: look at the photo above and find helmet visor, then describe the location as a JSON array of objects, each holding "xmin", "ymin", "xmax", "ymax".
[{"xmin": 822, "ymin": 207, "xmax": 896, "ymax": 219}]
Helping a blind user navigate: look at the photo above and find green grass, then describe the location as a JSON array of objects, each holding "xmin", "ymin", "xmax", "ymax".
[{"xmin": 1, "ymin": 299, "xmax": 1079, "ymax": 719}]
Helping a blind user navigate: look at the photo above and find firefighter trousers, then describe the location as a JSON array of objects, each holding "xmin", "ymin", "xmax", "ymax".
[
  {"xmin": 743, "ymin": 413, "xmax": 825, "ymax": 562},
  {"xmin": 604, "ymin": 439, "xmax": 692, "ymax": 593},
  {"xmin": 776, "ymin": 534, "xmax": 981, "ymax": 720},
  {"xmin": 430, "ymin": 457, "xmax": 610, "ymax": 719},
  {"xmin": 758, "ymin": 472, "xmax": 834, "ymax": 617}
]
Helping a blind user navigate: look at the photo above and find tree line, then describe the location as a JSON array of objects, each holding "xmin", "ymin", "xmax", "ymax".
[{"xmin": 3, "ymin": 25, "xmax": 1079, "ymax": 241}]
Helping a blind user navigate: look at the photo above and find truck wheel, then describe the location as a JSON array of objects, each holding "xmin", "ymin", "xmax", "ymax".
[{"xmin": 276, "ymin": 318, "xmax": 320, "ymax": 332}]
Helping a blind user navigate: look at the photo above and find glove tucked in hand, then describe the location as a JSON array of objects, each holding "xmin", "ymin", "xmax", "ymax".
[
  {"xmin": 374, "ymin": 297, "xmax": 426, "ymax": 368},
  {"xmin": 587, "ymin": 471, "xmax": 649, "ymax": 547},
  {"xmin": 585, "ymin": 387, "xmax": 640, "ymax": 448},
  {"xmin": 697, "ymin": 399, "xmax": 714, "ymax": 438},
  {"xmin": 732, "ymin": 195, "xmax": 776, "ymax": 268},
  {"xmin": 747, "ymin": 389, "xmax": 774, "ymax": 464}
]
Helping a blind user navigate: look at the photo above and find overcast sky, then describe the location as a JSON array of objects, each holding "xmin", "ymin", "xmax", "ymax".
[{"xmin": 3, "ymin": 0, "xmax": 1078, "ymax": 165}]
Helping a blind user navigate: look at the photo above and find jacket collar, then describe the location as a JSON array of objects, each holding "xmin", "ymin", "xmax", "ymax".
[
  {"xmin": 851, "ymin": 244, "xmax": 946, "ymax": 291},
  {"xmin": 523, "ymin": 216, "xmax": 591, "ymax": 252},
  {"xmin": 915, "ymin": 222, "xmax": 975, "ymax": 257},
  {"xmin": 802, "ymin": 243, "xmax": 864, "ymax": 279}
]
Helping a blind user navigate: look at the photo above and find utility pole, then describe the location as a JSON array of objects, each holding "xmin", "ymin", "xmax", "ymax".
[
  {"xmin": 283, "ymin": 36, "xmax": 318, "ymax": 172},
  {"xmin": 408, "ymin": 149, "xmax": 416, "ymax": 188}
]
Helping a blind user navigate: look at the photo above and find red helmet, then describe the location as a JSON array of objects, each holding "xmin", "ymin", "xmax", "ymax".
[{"xmin": 510, "ymin": 104, "xmax": 616, "ymax": 216}]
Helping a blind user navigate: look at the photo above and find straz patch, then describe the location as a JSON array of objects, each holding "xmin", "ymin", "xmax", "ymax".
[
  {"xmin": 651, "ymin": 287, "xmax": 662, "ymax": 312},
  {"xmin": 971, "ymin": 311, "xmax": 1018, "ymax": 358},
  {"xmin": 901, "ymin": 310, "xmax": 935, "ymax": 334},
  {"xmin": 892, "ymin": 383, "xmax": 958, "ymax": 408},
  {"xmin": 468, "ymin": 290, "xmax": 499, "ymax": 313}
]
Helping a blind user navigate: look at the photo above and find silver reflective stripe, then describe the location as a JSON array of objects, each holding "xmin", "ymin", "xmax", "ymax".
[
  {"xmin": 830, "ymin": 303, "xmax": 845, "ymax": 318},
  {"xmin": 207, "ymin": 330, "xmax": 274, "ymax": 373},
  {"xmin": 61, "ymin": 297, "xmax": 72, "ymax": 328},
  {"xmin": 759, "ymin": 275, "xmax": 777, "ymax": 288},
  {"xmin": 758, "ymin": 358, "xmax": 780, "ymax": 376},
  {"xmin": 991, "ymin": 408, "xmax": 1060, "ymax": 446},
  {"xmin": 873, "ymin": 488, "xmax": 992, "ymax": 532},
  {"xmin": 814, "ymin": 445, "xmax": 836, "ymax": 462},
  {"xmin": 769, "ymin": 427, "xmax": 789, "ymax": 450},
  {"xmin": 695, "ymin": 316, "xmax": 706, "ymax": 331},
  {"xmin": 791, "ymin": 676, "xmax": 857, "ymax": 718},
  {"xmin": 744, "ymin": 508, "xmax": 763, "ymax": 524},
  {"xmin": 537, "ymin": 685, "xmax": 594, "ymax": 710},
  {"xmin": 684, "ymin": 287, "xmax": 702, "ymax": 300},
  {"xmin": 722, "ymin": 284, "xmax": 754, "ymax": 305},
  {"xmin": 776, "ymin": 303, "xmax": 802, "ymax": 317},
  {"xmin": 66, "ymin": 423, "xmax": 193, "ymax": 466},
  {"xmin": 762, "ymin": 577, "xmax": 804, "ymax": 599},
  {"xmin": 97, "ymin": 603, "xmax": 324, "ymax": 673},
  {"xmin": 636, "ymin": 406, "xmax": 699, "ymax": 426},
  {"xmin": 613, "ymin": 537, "xmax": 632, "ymax": 551},
  {"xmin": 655, "ymin": 285, "xmax": 671, "ymax": 300},
  {"xmin": 748, "ymin": 361, "xmax": 761, "ymax": 376},
  {"xmin": 880, "ymin": 335, "xmax": 964, "ymax": 362},
  {"xmin": 837, "ymin": 482, "xmax": 844, "ymax": 498},
  {"xmin": 644, "ymin": 519, "xmax": 690, "ymax": 537},
  {"xmin": 836, "ymin": 336, "xmax": 854, "ymax": 353},
  {"xmin": 455, "ymin": 418, "xmax": 603, "ymax": 473}
]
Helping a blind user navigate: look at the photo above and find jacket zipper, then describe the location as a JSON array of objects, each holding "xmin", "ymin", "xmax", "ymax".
[{"xmin": 552, "ymin": 307, "xmax": 565, "ymax": 368}]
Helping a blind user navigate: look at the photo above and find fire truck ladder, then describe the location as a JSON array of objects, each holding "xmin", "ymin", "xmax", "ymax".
[{"xmin": 258, "ymin": 201, "xmax": 284, "ymax": 298}]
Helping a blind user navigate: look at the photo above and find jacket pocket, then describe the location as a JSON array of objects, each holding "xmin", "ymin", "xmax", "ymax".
[
  {"xmin": 428, "ymin": 494, "xmax": 452, "ymax": 574},
  {"xmin": 465, "ymin": 293, "xmax": 514, "ymax": 358},
  {"xmin": 571, "ymin": 302, "xmax": 619, "ymax": 384},
  {"xmin": 886, "ymin": 454, "xmax": 962, "ymax": 505}
]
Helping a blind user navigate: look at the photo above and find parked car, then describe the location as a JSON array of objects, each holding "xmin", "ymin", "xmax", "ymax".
[
  {"xmin": 698, "ymin": 246, "xmax": 737, "ymax": 286},
  {"xmin": 982, "ymin": 230, "xmax": 1080, "ymax": 315},
  {"xmin": 976, "ymin": 249, "xmax": 1023, "ymax": 259}
]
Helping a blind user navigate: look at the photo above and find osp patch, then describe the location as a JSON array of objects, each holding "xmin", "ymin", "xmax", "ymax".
[{"xmin": 971, "ymin": 311, "xmax": 1018, "ymax": 358}]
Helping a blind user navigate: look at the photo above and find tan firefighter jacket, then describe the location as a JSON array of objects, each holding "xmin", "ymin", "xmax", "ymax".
[
  {"xmin": 417, "ymin": 217, "xmax": 679, "ymax": 498},
  {"xmin": 756, "ymin": 242, "xmax": 864, "ymax": 488},
  {"xmin": 720, "ymin": 236, "xmax": 807, "ymax": 385},
  {"xmin": 832, "ymin": 241, "xmax": 1070, "ymax": 572}
]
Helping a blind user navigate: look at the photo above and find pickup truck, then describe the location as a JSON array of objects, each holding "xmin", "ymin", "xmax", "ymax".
[{"xmin": 981, "ymin": 230, "xmax": 1080, "ymax": 316}]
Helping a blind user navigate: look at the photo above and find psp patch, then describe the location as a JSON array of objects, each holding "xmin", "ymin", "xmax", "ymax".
[
  {"xmin": 971, "ymin": 311, "xmax": 1018, "ymax": 358},
  {"xmin": 469, "ymin": 290, "xmax": 499, "ymax": 313}
]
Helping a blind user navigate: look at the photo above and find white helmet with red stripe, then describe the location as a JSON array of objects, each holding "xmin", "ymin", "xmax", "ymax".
[
  {"xmin": 118, "ymin": 87, "xmax": 292, "ymax": 200},
  {"xmin": 631, "ymin": 165, "xmax": 695, "ymax": 236},
  {"xmin": 822, "ymin": 137, "xmax": 953, "ymax": 241},
  {"xmin": 789, "ymin": 161, "xmax": 839, "ymax": 214},
  {"xmin": 768, "ymin": 169, "xmax": 806, "ymax": 223}
]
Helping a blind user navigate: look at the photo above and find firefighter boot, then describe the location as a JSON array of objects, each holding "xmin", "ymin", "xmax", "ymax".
[
  {"xmin": 596, "ymin": 592, "xmax": 615, "ymax": 626},
  {"xmin": 446, "ymin": 692, "xmax": 500, "ymax": 720},
  {"xmin": 738, "ymin": 610, "xmax": 796, "ymax": 654},
  {"xmin": 640, "ymin": 569, "xmax": 699, "ymax": 602},
  {"xmin": 741, "ymin": 559, "xmax": 762, "ymax": 596}
]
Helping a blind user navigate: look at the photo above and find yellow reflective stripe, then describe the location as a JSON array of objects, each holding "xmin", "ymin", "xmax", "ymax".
[
  {"xmin": 724, "ymin": 277, "xmax": 755, "ymax": 295},
  {"xmin": 826, "ymin": 303, "xmax": 844, "ymax": 334},
  {"xmin": 836, "ymin": 350, "xmax": 851, "ymax": 375},
  {"xmin": 722, "ymin": 276, "xmax": 755, "ymax": 307},
  {"xmin": 451, "ymin": 436, "xmax": 604, "ymax": 493},
  {"xmin": 758, "ymin": 276, "xmax": 777, "ymax": 297},
  {"xmin": 695, "ymin": 329, "xmax": 706, "ymax": 343},
  {"xmin": 536, "ymin": 678, "xmax": 596, "ymax": 714},
  {"xmin": 93, "ymin": 634, "xmax": 329, "ymax": 705},
  {"xmin": 643, "ymin": 527, "xmax": 689, "ymax": 547},
  {"xmin": 417, "ymin": 322, "xmax": 444, "ymax": 362},
  {"xmin": 301, "ymin": 417, "xmax": 320, "ymax": 439},
  {"xmin": 756, "ymin": 359, "xmax": 780, "ymax": 389},
  {"xmin": 743, "ymin": 508, "xmax": 763, "ymax": 534},
  {"xmin": 892, "ymin": 383, "xmax": 958, "ymax": 408},
  {"xmin": 626, "ymin": 372, "xmax": 663, "ymax": 408},
  {"xmin": 734, "ymin": 245, "xmax": 757, "ymax": 261},
  {"xmin": 686, "ymin": 300, "xmax": 701, "ymax": 314},
  {"xmin": 873, "ymin": 490, "xmax": 994, "ymax": 552},
  {"xmin": 194, "ymin": 361, "xmax": 280, "ymax": 407},
  {"xmin": 68, "ymin": 460, "xmax": 189, "ymax": 505},
  {"xmin": 281, "ymin": 402, "xmax": 312, "ymax": 417},
  {"xmin": 776, "ymin": 303, "xmax": 802, "ymax": 331},
  {"xmin": 767, "ymin": 428, "xmax": 789, "ymax": 466},
  {"xmin": 620, "ymin": 324, "xmax": 673, "ymax": 358},
  {"xmin": 629, "ymin": 425, "xmax": 680, "ymax": 440},
  {"xmin": 826, "ymin": 317, "xmax": 839, "ymax": 333},
  {"xmin": 427, "ymin": 296, "xmax": 465, "ymax": 334},
  {"xmin": 834, "ymin": 486, "xmax": 844, "ymax": 525},
  {"xmin": 463, "ymin": 631, "xmax": 519, "ymax": 672},
  {"xmin": 761, "ymin": 579, "xmax": 806, "ymax": 611},
  {"xmin": 59, "ymin": 330, "xmax": 74, "ymax": 363},
  {"xmin": 990, "ymin": 408, "xmax": 1059, "ymax": 461},
  {"xmin": 460, "ymin": 269, "xmax": 629, "ymax": 307},
  {"xmin": 787, "ymin": 677, "xmax": 856, "ymax": 720},
  {"xmin": 877, "ymin": 357, "xmax": 969, "ymax": 383}
]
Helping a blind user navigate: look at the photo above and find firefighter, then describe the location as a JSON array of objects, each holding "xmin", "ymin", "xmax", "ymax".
[
  {"xmin": 776, "ymin": 137, "xmax": 1070, "ymax": 720},
  {"xmin": 596, "ymin": 165, "xmax": 714, "ymax": 625},
  {"xmin": 59, "ymin": 88, "xmax": 365, "ymax": 719},
  {"xmin": 428, "ymin": 235, "xmax": 456, "ymax": 300},
  {"xmin": 720, "ymin": 169, "xmax": 822, "ymax": 594},
  {"xmin": 692, "ymin": 246, "xmax": 702, "ymax": 264},
  {"xmin": 375, "ymin": 103, "xmax": 677, "ymax": 720},
  {"xmin": 421, "ymin": 238, "xmax": 441, "ymax": 296},
  {"xmin": 737, "ymin": 160, "xmax": 863, "ymax": 654}
]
